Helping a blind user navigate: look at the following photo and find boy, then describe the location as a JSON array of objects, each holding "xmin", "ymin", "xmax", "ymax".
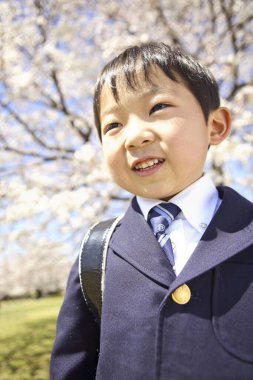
[{"xmin": 50, "ymin": 42, "xmax": 253, "ymax": 379}]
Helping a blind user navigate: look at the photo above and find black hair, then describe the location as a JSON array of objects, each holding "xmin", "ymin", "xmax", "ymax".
[{"xmin": 93, "ymin": 42, "xmax": 220, "ymax": 140}]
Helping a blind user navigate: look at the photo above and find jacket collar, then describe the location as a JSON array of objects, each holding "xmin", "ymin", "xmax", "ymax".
[
  {"xmin": 170, "ymin": 186, "xmax": 253, "ymax": 293},
  {"xmin": 109, "ymin": 186, "xmax": 253, "ymax": 291},
  {"xmin": 109, "ymin": 197, "xmax": 176, "ymax": 288}
]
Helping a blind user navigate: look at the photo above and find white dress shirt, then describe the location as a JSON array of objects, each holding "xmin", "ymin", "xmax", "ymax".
[{"xmin": 136, "ymin": 174, "xmax": 221, "ymax": 276}]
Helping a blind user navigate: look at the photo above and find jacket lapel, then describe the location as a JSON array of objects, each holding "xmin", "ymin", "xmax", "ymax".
[
  {"xmin": 109, "ymin": 197, "xmax": 175, "ymax": 288},
  {"xmin": 170, "ymin": 186, "xmax": 253, "ymax": 294}
]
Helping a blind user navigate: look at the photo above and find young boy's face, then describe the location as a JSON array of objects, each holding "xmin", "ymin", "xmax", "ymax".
[{"xmin": 99, "ymin": 66, "xmax": 216, "ymax": 201}]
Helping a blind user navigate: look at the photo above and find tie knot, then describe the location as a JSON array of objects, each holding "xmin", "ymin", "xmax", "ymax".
[
  {"xmin": 156, "ymin": 202, "xmax": 181, "ymax": 220},
  {"xmin": 148, "ymin": 202, "xmax": 180, "ymax": 236}
]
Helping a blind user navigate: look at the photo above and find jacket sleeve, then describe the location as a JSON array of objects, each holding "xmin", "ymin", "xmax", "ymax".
[{"xmin": 50, "ymin": 256, "xmax": 100, "ymax": 380}]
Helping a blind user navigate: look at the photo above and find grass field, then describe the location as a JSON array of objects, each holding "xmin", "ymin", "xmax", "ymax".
[{"xmin": 0, "ymin": 296, "xmax": 63, "ymax": 380}]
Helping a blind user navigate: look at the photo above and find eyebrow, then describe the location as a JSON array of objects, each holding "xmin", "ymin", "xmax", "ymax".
[{"xmin": 100, "ymin": 105, "xmax": 121, "ymax": 119}]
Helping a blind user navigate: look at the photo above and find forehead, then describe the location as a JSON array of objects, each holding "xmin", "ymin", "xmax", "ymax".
[{"xmin": 100, "ymin": 66, "xmax": 181, "ymax": 117}]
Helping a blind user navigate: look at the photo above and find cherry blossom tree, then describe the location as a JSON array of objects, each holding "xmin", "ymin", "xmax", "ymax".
[{"xmin": 0, "ymin": 0, "xmax": 252, "ymax": 297}]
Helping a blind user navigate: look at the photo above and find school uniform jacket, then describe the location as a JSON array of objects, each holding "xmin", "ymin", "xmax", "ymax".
[{"xmin": 50, "ymin": 186, "xmax": 253, "ymax": 380}]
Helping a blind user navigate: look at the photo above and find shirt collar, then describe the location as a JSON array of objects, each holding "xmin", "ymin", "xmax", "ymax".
[{"xmin": 136, "ymin": 174, "xmax": 220, "ymax": 233}]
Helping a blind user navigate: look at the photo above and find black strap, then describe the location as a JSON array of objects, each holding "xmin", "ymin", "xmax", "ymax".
[{"xmin": 79, "ymin": 218, "xmax": 119, "ymax": 325}]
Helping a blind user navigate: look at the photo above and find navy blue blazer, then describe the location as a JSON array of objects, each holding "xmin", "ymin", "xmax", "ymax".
[{"xmin": 50, "ymin": 186, "xmax": 253, "ymax": 380}]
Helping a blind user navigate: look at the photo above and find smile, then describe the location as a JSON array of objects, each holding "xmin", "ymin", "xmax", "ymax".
[{"xmin": 134, "ymin": 158, "xmax": 164, "ymax": 171}]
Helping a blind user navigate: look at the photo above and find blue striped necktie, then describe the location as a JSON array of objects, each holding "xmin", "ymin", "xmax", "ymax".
[{"xmin": 148, "ymin": 203, "xmax": 181, "ymax": 267}]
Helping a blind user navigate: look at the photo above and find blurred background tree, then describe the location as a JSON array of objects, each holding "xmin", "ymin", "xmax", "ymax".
[{"xmin": 0, "ymin": 0, "xmax": 252, "ymax": 298}]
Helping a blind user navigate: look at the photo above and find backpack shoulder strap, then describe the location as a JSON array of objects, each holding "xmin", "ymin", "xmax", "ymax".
[{"xmin": 79, "ymin": 216, "xmax": 122, "ymax": 325}]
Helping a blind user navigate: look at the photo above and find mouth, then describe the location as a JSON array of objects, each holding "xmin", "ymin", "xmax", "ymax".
[{"xmin": 132, "ymin": 158, "xmax": 165, "ymax": 171}]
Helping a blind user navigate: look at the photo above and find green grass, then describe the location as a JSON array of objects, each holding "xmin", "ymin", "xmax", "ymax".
[{"xmin": 0, "ymin": 296, "xmax": 63, "ymax": 380}]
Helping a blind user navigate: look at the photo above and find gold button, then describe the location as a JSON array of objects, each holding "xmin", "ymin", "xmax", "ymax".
[{"xmin": 171, "ymin": 284, "xmax": 191, "ymax": 305}]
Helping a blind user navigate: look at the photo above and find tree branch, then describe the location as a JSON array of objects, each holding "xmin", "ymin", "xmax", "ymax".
[
  {"xmin": 0, "ymin": 101, "xmax": 76, "ymax": 154},
  {"xmin": 150, "ymin": 0, "xmax": 182, "ymax": 47},
  {"xmin": 208, "ymin": 0, "xmax": 217, "ymax": 34},
  {"xmin": 219, "ymin": 0, "xmax": 239, "ymax": 83},
  {"xmin": 33, "ymin": 0, "xmax": 92, "ymax": 143},
  {"xmin": 2, "ymin": 145, "xmax": 71, "ymax": 161},
  {"xmin": 51, "ymin": 69, "xmax": 92, "ymax": 142},
  {"xmin": 227, "ymin": 80, "xmax": 253, "ymax": 101}
]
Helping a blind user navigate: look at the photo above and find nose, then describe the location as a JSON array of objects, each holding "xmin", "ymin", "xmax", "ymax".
[{"xmin": 124, "ymin": 119, "xmax": 155, "ymax": 150}]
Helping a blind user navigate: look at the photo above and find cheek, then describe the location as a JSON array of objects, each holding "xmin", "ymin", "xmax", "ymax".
[
  {"xmin": 162, "ymin": 126, "xmax": 208, "ymax": 164},
  {"xmin": 102, "ymin": 145, "xmax": 121, "ymax": 171},
  {"xmin": 102, "ymin": 141, "xmax": 112, "ymax": 158}
]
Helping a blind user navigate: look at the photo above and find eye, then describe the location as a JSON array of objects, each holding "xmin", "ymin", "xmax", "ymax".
[
  {"xmin": 104, "ymin": 122, "xmax": 122, "ymax": 134},
  {"xmin": 149, "ymin": 103, "xmax": 169, "ymax": 115}
]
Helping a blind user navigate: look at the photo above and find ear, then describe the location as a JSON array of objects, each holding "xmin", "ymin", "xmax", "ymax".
[{"xmin": 208, "ymin": 107, "xmax": 231, "ymax": 146}]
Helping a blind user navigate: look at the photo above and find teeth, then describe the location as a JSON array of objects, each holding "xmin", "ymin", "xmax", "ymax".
[{"xmin": 135, "ymin": 158, "xmax": 163, "ymax": 170}]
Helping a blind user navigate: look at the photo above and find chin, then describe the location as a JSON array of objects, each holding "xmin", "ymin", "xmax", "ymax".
[{"xmin": 138, "ymin": 190, "xmax": 175, "ymax": 201}]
